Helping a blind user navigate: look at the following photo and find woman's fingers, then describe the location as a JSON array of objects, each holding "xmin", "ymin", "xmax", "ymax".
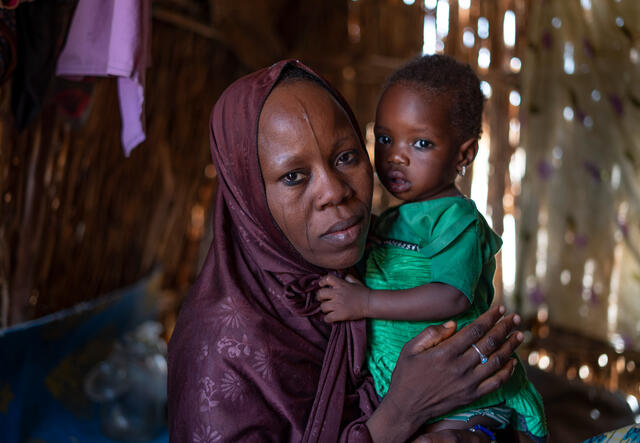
[
  {"xmin": 475, "ymin": 357, "xmax": 518, "ymax": 398},
  {"xmin": 377, "ymin": 307, "xmax": 524, "ymax": 440},
  {"xmin": 462, "ymin": 313, "xmax": 520, "ymax": 367},
  {"xmin": 472, "ymin": 329, "xmax": 523, "ymax": 379},
  {"xmin": 405, "ymin": 321, "xmax": 457, "ymax": 355},
  {"xmin": 444, "ymin": 306, "xmax": 506, "ymax": 355}
]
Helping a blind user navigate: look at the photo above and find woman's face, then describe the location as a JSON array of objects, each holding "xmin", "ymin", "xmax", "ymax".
[{"xmin": 258, "ymin": 80, "xmax": 373, "ymax": 270}]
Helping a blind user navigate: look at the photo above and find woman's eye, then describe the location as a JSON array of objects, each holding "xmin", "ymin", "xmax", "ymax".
[
  {"xmin": 282, "ymin": 171, "xmax": 305, "ymax": 186},
  {"xmin": 375, "ymin": 135, "xmax": 391, "ymax": 145},
  {"xmin": 336, "ymin": 150, "xmax": 358, "ymax": 165},
  {"xmin": 413, "ymin": 139, "xmax": 434, "ymax": 149}
]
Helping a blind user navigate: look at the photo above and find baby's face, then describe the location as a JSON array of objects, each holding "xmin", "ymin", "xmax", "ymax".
[{"xmin": 374, "ymin": 84, "xmax": 461, "ymax": 202}]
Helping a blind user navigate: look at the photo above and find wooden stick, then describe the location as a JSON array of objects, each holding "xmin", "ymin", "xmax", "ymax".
[{"xmin": 152, "ymin": 7, "xmax": 226, "ymax": 43}]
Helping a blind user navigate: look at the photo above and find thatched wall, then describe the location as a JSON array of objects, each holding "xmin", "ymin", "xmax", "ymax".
[
  {"xmin": 1, "ymin": 20, "xmax": 245, "ymax": 326},
  {"xmin": 0, "ymin": 0, "xmax": 357, "ymax": 328}
]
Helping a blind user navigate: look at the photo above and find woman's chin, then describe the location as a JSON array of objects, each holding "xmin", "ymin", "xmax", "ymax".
[{"xmin": 308, "ymin": 242, "xmax": 366, "ymax": 271}]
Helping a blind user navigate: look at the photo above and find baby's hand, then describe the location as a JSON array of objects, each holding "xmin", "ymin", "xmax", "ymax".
[{"xmin": 316, "ymin": 274, "xmax": 370, "ymax": 323}]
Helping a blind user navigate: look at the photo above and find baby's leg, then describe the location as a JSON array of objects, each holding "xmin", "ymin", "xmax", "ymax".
[{"xmin": 422, "ymin": 415, "xmax": 501, "ymax": 434}]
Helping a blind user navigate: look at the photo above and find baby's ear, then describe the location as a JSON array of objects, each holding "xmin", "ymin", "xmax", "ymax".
[{"xmin": 457, "ymin": 138, "xmax": 478, "ymax": 167}]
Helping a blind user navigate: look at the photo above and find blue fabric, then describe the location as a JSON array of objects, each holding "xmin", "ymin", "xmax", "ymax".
[
  {"xmin": 584, "ymin": 424, "xmax": 640, "ymax": 442},
  {"xmin": 0, "ymin": 272, "xmax": 168, "ymax": 443}
]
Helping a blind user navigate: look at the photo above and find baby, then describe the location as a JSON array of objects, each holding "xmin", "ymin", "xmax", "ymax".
[{"xmin": 318, "ymin": 55, "xmax": 547, "ymax": 442}]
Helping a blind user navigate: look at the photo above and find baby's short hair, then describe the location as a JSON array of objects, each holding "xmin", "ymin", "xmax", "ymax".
[{"xmin": 384, "ymin": 54, "xmax": 484, "ymax": 143}]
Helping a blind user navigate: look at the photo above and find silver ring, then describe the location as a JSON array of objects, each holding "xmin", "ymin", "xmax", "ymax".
[{"xmin": 471, "ymin": 344, "xmax": 488, "ymax": 364}]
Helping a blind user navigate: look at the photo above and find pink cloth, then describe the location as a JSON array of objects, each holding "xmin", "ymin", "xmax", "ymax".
[{"xmin": 56, "ymin": 0, "xmax": 151, "ymax": 156}]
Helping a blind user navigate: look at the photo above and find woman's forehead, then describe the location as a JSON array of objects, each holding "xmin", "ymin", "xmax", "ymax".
[
  {"xmin": 260, "ymin": 82, "xmax": 354, "ymax": 139},
  {"xmin": 258, "ymin": 89, "xmax": 361, "ymax": 174}
]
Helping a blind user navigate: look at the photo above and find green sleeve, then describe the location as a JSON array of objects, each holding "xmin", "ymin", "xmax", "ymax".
[
  {"xmin": 429, "ymin": 224, "xmax": 482, "ymax": 304},
  {"xmin": 388, "ymin": 198, "xmax": 502, "ymax": 304}
]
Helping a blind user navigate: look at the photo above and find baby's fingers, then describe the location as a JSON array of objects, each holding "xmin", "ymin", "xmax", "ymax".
[
  {"xmin": 316, "ymin": 288, "xmax": 334, "ymax": 302},
  {"xmin": 319, "ymin": 300, "xmax": 334, "ymax": 313},
  {"xmin": 344, "ymin": 274, "xmax": 364, "ymax": 286},
  {"xmin": 324, "ymin": 312, "xmax": 342, "ymax": 323},
  {"xmin": 318, "ymin": 274, "xmax": 343, "ymax": 288}
]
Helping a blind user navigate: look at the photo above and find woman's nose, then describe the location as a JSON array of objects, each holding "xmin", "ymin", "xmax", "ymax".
[{"xmin": 314, "ymin": 169, "xmax": 354, "ymax": 209}]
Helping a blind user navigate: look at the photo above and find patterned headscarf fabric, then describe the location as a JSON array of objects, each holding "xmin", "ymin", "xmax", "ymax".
[{"xmin": 167, "ymin": 60, "xmax": 379, "ymax": 442}]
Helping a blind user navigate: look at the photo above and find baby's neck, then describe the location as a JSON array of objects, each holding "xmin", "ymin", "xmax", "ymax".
[{"xmin": 407, "ymin": 183, "xmax": 463, "ymax": 203}]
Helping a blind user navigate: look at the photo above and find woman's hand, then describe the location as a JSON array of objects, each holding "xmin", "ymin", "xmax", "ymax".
[
  {"xmin": 317, "ymin": 274, "xmax": 371, "ymax": 322},
  {"xmin": 366, "ymin": 306, "xmax": 522, "ymax": 443}
]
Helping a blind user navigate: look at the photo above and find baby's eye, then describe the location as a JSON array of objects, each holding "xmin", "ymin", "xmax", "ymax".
[
  {"xmin": 336, "ymin": 150, "xmax": 358, "ymax": 166},
  {"xmin": 282, "ymin": 171, "xmax": 305, "ymax": 186},
  {"xmin": 413, "ymin": 139, "xmax": 434, "ymax": 150},
  {"xmin": 376, "ymin": 135, "xmax": 392, "ymax": 145}
]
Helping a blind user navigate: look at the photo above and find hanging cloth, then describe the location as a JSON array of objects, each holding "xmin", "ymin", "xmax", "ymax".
[
  {"xmin": 0, "ymin": 0, "xmax": 34, "ymax": 10},
  {"xmin": 56, "ymin": 0, "xmax": 151, "ymax": 156}
]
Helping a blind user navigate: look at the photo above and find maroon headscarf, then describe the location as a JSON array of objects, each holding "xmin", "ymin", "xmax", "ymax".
[{"xmin": 168, "ymin": 60, "xmax": 379, "ymax": 442}]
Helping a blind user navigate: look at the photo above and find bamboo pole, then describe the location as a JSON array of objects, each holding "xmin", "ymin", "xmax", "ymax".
[{"xmin": 486, "ymin": 0, "xmax": 511, "ymax": 304}]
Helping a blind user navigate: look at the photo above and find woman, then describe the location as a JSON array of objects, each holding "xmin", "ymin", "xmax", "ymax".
[{"xmin": 168, "ymin": 60, "xmax": 522, "ymax": 442}]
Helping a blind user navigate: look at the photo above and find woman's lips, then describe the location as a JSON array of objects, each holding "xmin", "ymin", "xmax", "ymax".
[
  {"xmin": 321, "ymin": 215, "xmax": 365, "ymax": 246},
  {"xmin": 383, "ymin": 169, "xmax": 411, "ymax": 193}
]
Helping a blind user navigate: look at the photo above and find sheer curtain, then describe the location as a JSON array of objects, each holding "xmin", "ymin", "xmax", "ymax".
[{"xmin": 517, "ymin": 0, "xmax": 640, "ymax": 350}]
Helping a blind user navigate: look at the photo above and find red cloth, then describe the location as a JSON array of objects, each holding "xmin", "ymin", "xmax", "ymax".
[
  {"xmin": 167, "ymin": 60, "xmax": 379, "ymax": 442},
  {"xmin": 0, "ymin": 0, "xmax": 33, "ymax": 10}
]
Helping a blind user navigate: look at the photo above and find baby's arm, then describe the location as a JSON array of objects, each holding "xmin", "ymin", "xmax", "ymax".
[
  {"xmin": 367, "ymin": 281, "xmax": 470, "ymax": 321},
  {"xmin": 317, "ymin": 274, "xmax": 470, "ymax": 323}
]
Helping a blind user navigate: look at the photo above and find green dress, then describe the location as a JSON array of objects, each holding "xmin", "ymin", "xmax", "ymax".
[{"xmin": 365, "ymin": 197, "xmax": 547, "ymax": 440}]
